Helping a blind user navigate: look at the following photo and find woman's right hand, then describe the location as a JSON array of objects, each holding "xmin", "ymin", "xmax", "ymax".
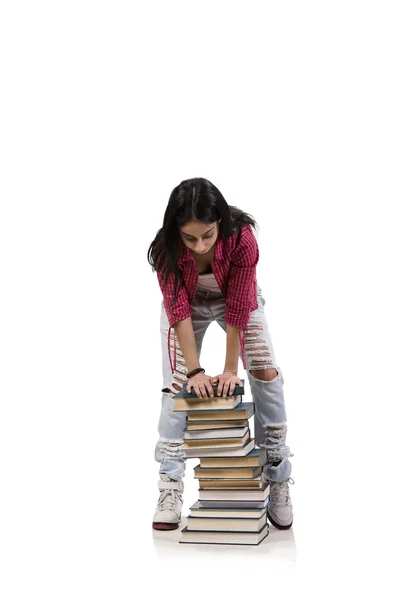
[{"xmin": 186, "ymin": 372, "xmax": 216, "ymax": 398}]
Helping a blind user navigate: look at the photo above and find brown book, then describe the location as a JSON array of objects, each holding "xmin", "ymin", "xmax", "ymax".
[
  {"xmin": 187, "ymin": 402, "xmax": 254, "ymax": 421},
  {"xmin": 199, "ymin": 448, "xmax": 267, "ymax": 468},
  {"xmin": 198, "ymin": 483, "xmax": 270, "ymax": 502},
  {"xmin": 198, "ymin": 478, "xmax": 264, "ymax": 489},
  {"xmin": 183, "ymin": 430, "xmax": 250, "ymax": 449},
  {"xmin": 186, "ymin": 419, "xmax": 249, "ymax": 431},
  {"xmin": 194, "ymin": 464, "xmax": 262, "ymax": 479},
  {"xmin": 186, "ymin": 513, "xmax": 267, "ymax": 533},
  {"xmin": 174, "ymin": 395, "xmax": 241, "ymax": 412},
  {"xmin": 183, "ymin": 438, "xmax": 255, "ymax": 458}
]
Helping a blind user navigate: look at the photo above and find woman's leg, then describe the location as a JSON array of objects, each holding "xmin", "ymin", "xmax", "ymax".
[
  {"xmin": 154, "ymin": 294, "xmax": 211, "ymax": 480},
  {"xmin": 243, "ymin": 287, "xmax": 293, "ymax": 483},
  {"xmin": 213, "ymin": 285, "xmax": 293, "ymax": 480},
  {"xmin": 214, "ymin": 285, "xmax": 294, "ymax": 528}
]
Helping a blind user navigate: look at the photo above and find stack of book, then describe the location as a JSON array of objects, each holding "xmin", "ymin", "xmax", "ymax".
[{"xmin": 173, "ymin": 380, "xmax": 270, "ymax": 545}]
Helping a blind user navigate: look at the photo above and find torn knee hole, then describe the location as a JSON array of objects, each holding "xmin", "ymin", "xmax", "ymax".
[
  {"xmin": 250, "ymin": 367, "xmax": 277, "ymax": 381},
  {"xmin": 165, "ymin": 383, "xmax": 182, "ymax": 394}
]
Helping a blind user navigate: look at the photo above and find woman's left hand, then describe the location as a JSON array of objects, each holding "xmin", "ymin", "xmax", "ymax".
[{"xmin": 211, "ymin": 372, "xmax": 243, "ymax": 397}]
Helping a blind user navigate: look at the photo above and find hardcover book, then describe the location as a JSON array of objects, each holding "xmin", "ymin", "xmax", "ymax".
[
  {"xmin": 186, "ymin": 512, "xmax": 267, "ymax": 532},
  {"xmin": 174, "ymin": 395, "xmax": 241, "ymax": 412},
  {"xmin": 183, "ymin": 429, "xmax": 250, "ymax": 450},
  {"xmin": 194, "ymin": 464, "xmax": 262, "ymax": 479},
  {"xmin": 186, "ymin": 402, "xmax": 254, "ymax": 421},
  {"xmin": 198, "ymin": 483, "xmax": 270, "ymax": 502},
  {"xmin": 198, "ymin": 478, "xmax": 265, "ymax": 490},
  {"xmin": 194, "ymin": 499, "xmax": 269, "ymax": 509},
  {"xmin": 186, "ymin": 419, "xmax": 249, "ymax": 431},
  {"xmin": 189, "ymin": 501, "xmax": 267, "ymax": 519},
  {"xmin": 199, "ymin": 448, "xmax": 267, "ymax": 468},
  {"xmin": 183, "ymin": 438, "xmax": 255, "ymax": 458},
  {"xmin": 174, "ymin": 380, "xmax": 245, "ymax": 399},
  {"xmin": 184, "ymin": 425, "xmax": 249, "ymax": 439},
  {"xmin": 180, "ymin": 522, "xmax": 269, "ymax": 545}
]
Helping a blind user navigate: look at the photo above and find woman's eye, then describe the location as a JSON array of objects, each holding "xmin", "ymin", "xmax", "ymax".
[{"xmin": 185, "ymin": 233, "xmax": 212, "ymax": 242}]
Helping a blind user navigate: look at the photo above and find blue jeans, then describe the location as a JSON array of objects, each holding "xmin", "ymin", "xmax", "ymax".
[{"xmin": 154, "ymin": 285, "xmax": 293, "ymax": 482}]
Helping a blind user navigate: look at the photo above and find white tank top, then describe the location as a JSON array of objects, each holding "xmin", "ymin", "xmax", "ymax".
[{"xmin": 196, "ymin": 272, "xmax": 222, "ymax": 293}]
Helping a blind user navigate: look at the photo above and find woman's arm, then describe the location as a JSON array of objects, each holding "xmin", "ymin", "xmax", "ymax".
[
  {"xmin": 213, "ymin": 324, "xmax": 243, "ymax": 397},
  {"xmin": 223, "ymin": 323, "xmax": 241, "ymax": 374},
  {"xmin": 225, "ymin": 225, "xmax": 259, "ymax": 329},
  {"xmin": 174, "ymin": 317, "xmax": 201, "ymax": 373}
]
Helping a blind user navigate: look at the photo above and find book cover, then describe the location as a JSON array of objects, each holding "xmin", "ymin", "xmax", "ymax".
[
  {"xmin": 174, "ymin": 379, "xmax": 245, "ymax": 399},
  {"xmin": 199, "ymin": 448, "xmax": 267, "ymax": 468},
  {"xmin": 184, "ymin": 425, "xmax": 249, "ymax": 439},
  {"xmin": 196, "ymin": 499, "xmax": 269, "ymax": 509},
  {"xmin": 186, "ymin": 512, "xmax": 267, "ymax": 532},
  {"xmin": 183, "ymin": 429, "xmax": 250, "ymax": 449},
  {"xmin": 189, "ymin": 501, "xmax": 267, "ymax": 519},
  {"xmin": 186, "ymin": 402, "xmax": 254, "ymax": 421},
  {"xmin": 198, "ymin": 478, "xmax": 265, "ymax": 490},
  {"xmin": 198, "ymin": 482, "xmax": 270, "ymax": 501},
  {"xmin": 183, "ymin": 438, "xmax": 255, "ymax": 458},
  {"xmin": 186, "ymin": 419, "xmax": 249, "ymax": 431},
  {"xmin": 174, "ymin": 394, "xmax": 241, "ymax": 412},
  {"xmin": 194, "ymin": 464, "xmax": 262, "ymax": 479},
  {"xmin": 179, "ymin": 522, "xmax": 269, "ymax": 545}
]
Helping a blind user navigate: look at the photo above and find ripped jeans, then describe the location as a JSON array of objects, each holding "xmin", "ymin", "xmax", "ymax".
[{"xmin": 154, "ymin": 285, "xmax": 293, "ymax": 482}]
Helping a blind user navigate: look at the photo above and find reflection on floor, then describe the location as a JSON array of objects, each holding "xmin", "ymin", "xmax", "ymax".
[{"xmin": 152, "ymin": 516, "xmax": 297, "ymax": 561}]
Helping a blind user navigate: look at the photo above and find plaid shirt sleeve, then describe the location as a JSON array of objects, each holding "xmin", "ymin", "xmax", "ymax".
[
  {"xmin": 225, "ymin": 225, "xmax": 259, "ymax": 329},
  {"xmin": 157, "ymin": 268, "xmax": 192, "ymax": 327}
]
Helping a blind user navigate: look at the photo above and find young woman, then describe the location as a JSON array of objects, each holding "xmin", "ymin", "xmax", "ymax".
[{"xmin": 147, "ymin": 177, "xmax": 294, "ymax": 532}]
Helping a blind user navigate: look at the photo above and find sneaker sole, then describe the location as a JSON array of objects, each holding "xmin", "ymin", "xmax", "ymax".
[
  {"xmin": 152, "ymin": 522, "xmax": 180, "ymax": 531},
  {"xmin": 267, "ymin": 510, "xmax": 293, "ymax": 530}
]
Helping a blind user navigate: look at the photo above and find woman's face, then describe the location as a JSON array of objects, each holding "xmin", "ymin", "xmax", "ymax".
[{"xmin": 179, "ymin": 219, "xmax": 221, "ymax": 255}]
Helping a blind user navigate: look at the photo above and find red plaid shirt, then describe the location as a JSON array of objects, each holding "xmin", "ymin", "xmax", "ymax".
[{"xmin": 157, "ymin": 224, "xmax": 259, "ymax": 373}]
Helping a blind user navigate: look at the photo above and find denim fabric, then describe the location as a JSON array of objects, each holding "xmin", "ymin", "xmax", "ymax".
[{"xmin": 154, "ymin": 285, "xmax": 293, "ymax": 482}]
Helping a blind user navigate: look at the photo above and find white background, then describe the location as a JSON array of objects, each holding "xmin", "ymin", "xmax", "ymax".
[{"xmin": 1, "ymin": 1, "xmax": 399, "ymax": 598}]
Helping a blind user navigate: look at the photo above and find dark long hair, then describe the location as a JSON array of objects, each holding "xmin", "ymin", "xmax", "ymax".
[{"xmin": 147, "ymin": 177, "xmax": 258, "ymax": 303}]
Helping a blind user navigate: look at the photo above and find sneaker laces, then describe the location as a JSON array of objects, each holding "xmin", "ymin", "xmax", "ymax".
[
  {"xmin": 269, "ymin": 477, "xmax": 294, "ymax": 508},
  {"xmin": 157, "ymin": 488, "xmax": 182, "ymax": 513}
]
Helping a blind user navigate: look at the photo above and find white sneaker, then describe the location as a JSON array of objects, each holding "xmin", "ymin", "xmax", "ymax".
[
  {"xmin": 152, "ymin": 474, "xmax": 184, "ymax": 530},
  {"xmin": 267, "ymin": 478, "xmax": 294, "ymax": 530}
]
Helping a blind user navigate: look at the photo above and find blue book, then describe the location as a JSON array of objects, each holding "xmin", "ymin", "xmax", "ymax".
[{"xmin": 174, "ymin": 379, "xmax": 245, "ymax": 399}]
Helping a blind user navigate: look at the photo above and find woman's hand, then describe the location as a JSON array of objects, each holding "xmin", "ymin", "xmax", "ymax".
[
  {"xmin": 212, "ymin": 371, "xmax": 243, "ymax": 397},
  {"xmin": 186, "ymin": 372, "xmax": 216, "ymax": 399}
]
